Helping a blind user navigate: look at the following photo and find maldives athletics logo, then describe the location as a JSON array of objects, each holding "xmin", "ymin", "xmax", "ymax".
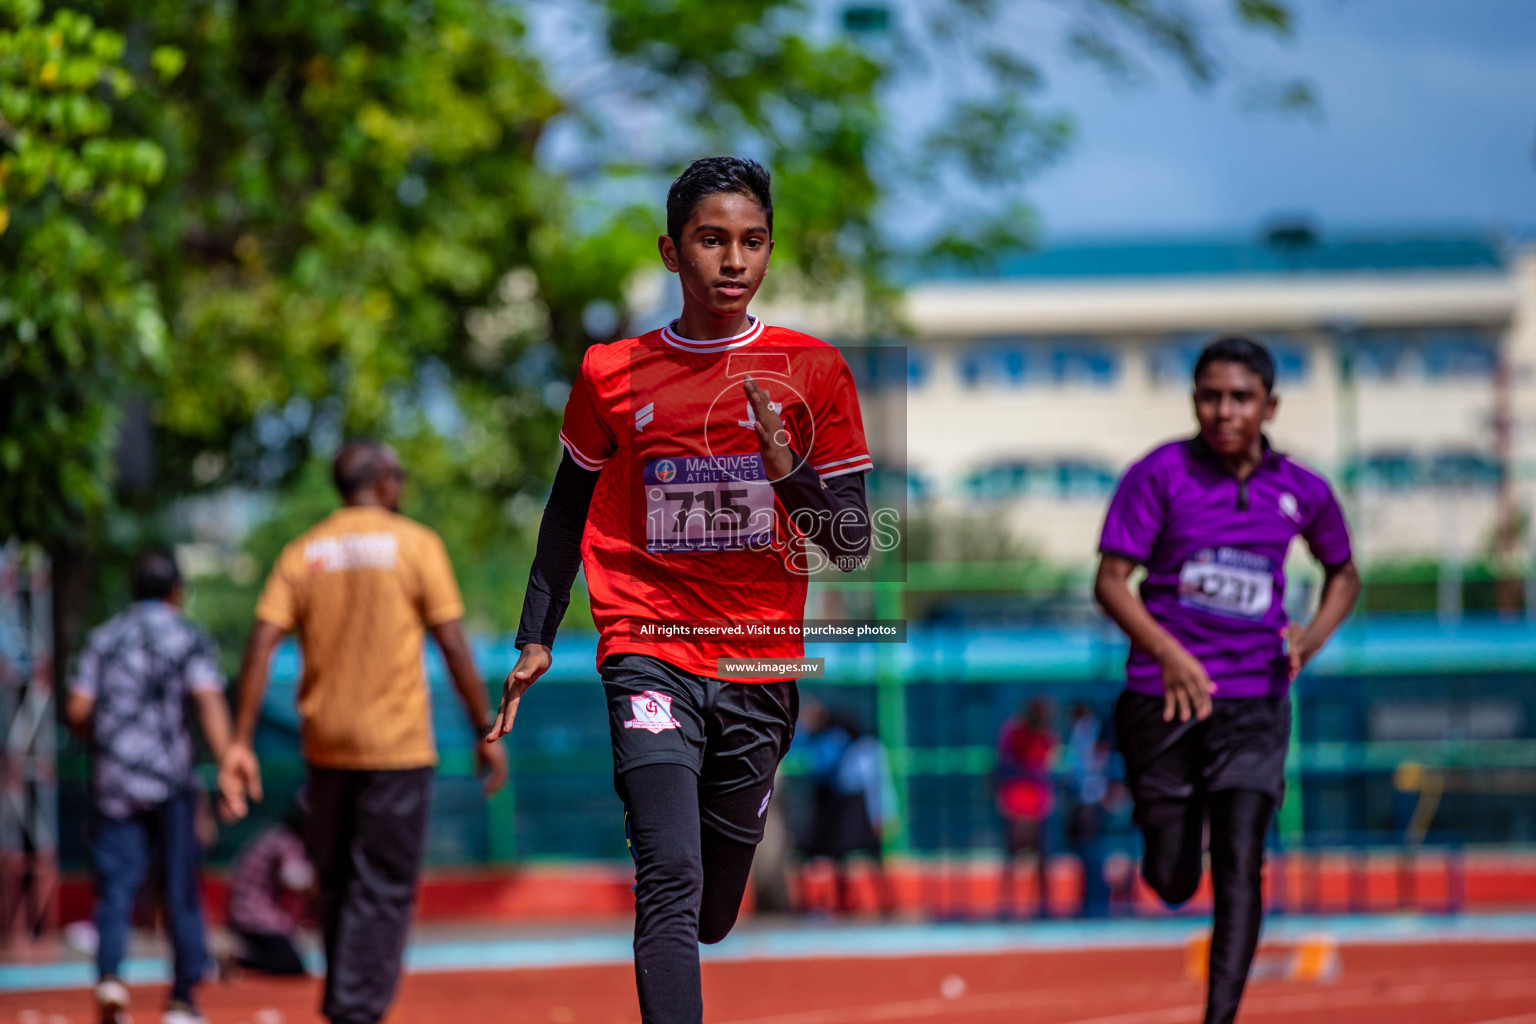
[
  {"xmin": 655, "ymin": 459, "xmax": 677, "ymax": 484},
  {"xmin": 624, "ymin": 690, "xmax": 681, "ymax": 734}
]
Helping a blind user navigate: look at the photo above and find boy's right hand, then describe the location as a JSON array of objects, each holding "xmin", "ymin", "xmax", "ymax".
[
  {"xmin": 1157, "ymin": 644, "xmax": 1216, "ymax": 723},
  {"xmin": 487, "ymin": 643, "xmax": 552, "ymax": 741},
  {"xmin": 218, "ymin": 741, "xmax": 263, "ymax": 822}
]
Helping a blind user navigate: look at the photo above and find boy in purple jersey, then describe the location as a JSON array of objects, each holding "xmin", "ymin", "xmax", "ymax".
[{"xmin": 1094, "ymin": 336, "xmax": 1361, "ymax": 1024}]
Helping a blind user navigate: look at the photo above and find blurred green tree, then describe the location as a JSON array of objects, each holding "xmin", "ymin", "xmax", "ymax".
[
  {"xmin": 0, "ymin": 0, "xmax": 182, "ymax": 655},
  {"xmin": 0, "ymin": 0, "xmax": 173, "ymax": 544},
  {"xmin": 6, "ymin": 0, "xmax": 1304, "ymax": 641}
]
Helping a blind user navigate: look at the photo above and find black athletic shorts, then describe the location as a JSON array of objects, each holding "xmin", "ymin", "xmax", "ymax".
[
  {"xmin": 1114, "ymin": 690, "xmax": 1291, "ymax": 825},
  {"xmin": 602, "ymin": 653, "xmax": 798, "ymax": 845}
]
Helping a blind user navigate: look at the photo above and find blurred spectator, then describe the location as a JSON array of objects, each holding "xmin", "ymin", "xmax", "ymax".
[
  {"xmin": 995, "ymin": 697, "xmax": 1058, "ymax": 918},
  {"xmin": 224, "ymin": 798, "xmax": 315, "ymax": 977},
  {"xmin": 65, "ymin": 548, "xmax": 231, "ymax": 1024},
  {"xmin": 798, "ymin": 702, "xmax": 899, "ymax": 915},
  {"xmin": 1063, "ymin": 703, "xmax": 1114, "ymax": 918}
]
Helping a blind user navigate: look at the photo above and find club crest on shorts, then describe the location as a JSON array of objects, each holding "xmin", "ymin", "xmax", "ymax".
[{"xmin": 624, "ymin": 690, "xmax": 681, "ymax": 734}]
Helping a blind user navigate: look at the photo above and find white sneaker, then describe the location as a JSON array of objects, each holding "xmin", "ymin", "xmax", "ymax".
[
  {"xmin": 161, "ymin": 1001, "xmax": 208, "ymax": 1024},
  {"xmin": 95, "ymin": 978, "xmax": 130, "ymax": 1024}
]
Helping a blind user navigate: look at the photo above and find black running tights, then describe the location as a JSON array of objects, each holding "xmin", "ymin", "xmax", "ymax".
[
  {"xmin": 1139, "ymin": 788, "xmax": 1276, "ymax": 1024},
  {"xmin": 620, "ymin": 763, "xmax": 759, "ymax": 1024}
]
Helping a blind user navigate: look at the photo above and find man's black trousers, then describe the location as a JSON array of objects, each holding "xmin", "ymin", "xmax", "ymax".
[{"xmin": 306, "ymin": 765, "xmax": 433, "ymax": 1024}]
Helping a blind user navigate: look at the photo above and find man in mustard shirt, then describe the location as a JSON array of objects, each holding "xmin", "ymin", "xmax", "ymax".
[{"xmin": 219, "ymin": 440, "xmax": 507, "ymax": 1024}]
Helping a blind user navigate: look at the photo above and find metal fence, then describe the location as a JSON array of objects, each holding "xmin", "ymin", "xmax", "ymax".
[
  {"xmin": 50, "ymin": 613, "xmax": 1536, "ymax": 879},
  {"xmin": 0, "ymin": 543, "xmax": 58, "ymax": 947}
]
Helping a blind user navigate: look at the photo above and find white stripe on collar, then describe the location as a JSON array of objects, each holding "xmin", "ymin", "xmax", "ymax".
[{"xmin": 660, "ymin": 316, "xmax": 765, "ymax": 354}]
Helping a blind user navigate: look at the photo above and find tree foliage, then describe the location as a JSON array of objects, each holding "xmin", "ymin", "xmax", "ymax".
[
  {"xmin": 2, "ymin": 0, "xmax": 1304, "ymax": 632},
  {"xmin": 0, "ymin": 0, "xmax": 171, "ymax": 544}
]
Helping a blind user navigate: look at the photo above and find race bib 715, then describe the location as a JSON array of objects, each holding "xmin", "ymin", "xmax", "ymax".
[{"xmin": 643, "ymin": 455, "xmax": 775, "ymax": 552}]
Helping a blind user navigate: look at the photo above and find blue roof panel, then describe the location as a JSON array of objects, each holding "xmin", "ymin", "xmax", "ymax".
[{"xmin": 921, "ymin": 234, "xmax": 1506, "ymax": 282}]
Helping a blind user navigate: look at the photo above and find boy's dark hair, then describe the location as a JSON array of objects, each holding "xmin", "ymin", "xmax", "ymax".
[
  {"xmin": 1193, "ymin": 335, "xmax": 1276, "ymax": 394},
  {"xmin": 130, "ymin": 547, "xmax": 182, "ymax": 601},
  {"xmin": 666, "ymin": 156, "xmax": 772, "ymax": 243},
  {"xmin": 332, "ymin": 439, "xmax": 391, "ymax": 498}
]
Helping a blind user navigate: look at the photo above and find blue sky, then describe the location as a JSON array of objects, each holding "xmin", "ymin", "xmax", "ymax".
[{"xmin": 1019, "ymin": 0, "xmax": 1535, "ymax": 239}]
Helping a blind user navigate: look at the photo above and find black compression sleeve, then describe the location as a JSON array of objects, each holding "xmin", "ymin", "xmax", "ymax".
[
  {"xmin": 515, "ymin": 452, "xmax": 599, "ymax": 649},
  {"xmin": 1205, "ymin": 789, "xmax": 1276, "ymax": 1024},
  {"xmin": 620, "ymin": 763, "xmax": 705, "ymax": 1023},
  {"xmin": 770, "ymin": 454, "xmax": 872, "ymax": 569}
]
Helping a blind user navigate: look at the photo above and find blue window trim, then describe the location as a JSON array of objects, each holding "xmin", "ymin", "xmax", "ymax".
[
  {"xmin": 960, "ymin": 338, "xmax": 1120, "ymax": 388},
  {"xmin": 1351, "ymin": 327, "xmax": 1499, "ymax": 381},
  {"xmin": 964, "ymin": 459, "xmax": 1119, "ymax": 500},
  {"xmin": 1149, "ymin": 333, "xmax": 1311, "ymax": 386},
  {"xmin": 1348, "ymin": 449, "xmax": 1503, "ymax": 490}
]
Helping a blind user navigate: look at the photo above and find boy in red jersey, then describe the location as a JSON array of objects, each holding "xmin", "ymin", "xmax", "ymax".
[{"xmin": 487, "ymin": 157, "xmax": 873, "ymax": 1023}]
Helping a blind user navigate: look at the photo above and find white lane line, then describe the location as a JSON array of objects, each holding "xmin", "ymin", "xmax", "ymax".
[
  {"xmin": 1056, "ymin": 977, "xmax": 1536, "ymax": 1024},
  {"xmin": 1038, "ymin": 1007, "xmax": 1203, "ymax": 1024},
  {"xmin": 1235, "ymin": 977, "xmax": 1536, "ymax": 1020},
  {"xmin": 711, "ymin": 983, "xmax": 1188, "ymax": 1024},
  {"xmin": 715, "ymin": 969, "xmax": 1536, "ymax": 1024}
]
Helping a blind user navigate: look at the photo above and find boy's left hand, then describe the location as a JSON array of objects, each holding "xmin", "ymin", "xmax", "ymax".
[
  {"xmin": 1285, "ymin": 622, "xmax": 1317, "ymax": 681},
  {"xmin": 475, "ymin": 741, "xmax": 509, "ymax": 797}
]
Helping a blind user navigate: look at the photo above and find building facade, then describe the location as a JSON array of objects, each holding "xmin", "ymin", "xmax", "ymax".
[{"xmin": 875, "ymin": 233, "xmax": 1536, "ymax": 568}]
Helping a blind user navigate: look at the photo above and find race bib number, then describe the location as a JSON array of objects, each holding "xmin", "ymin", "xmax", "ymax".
[
  {"xmin": 644, "ymin": 454, "xmax": 775, "ymax": 552},
  {"xmin": 1177, "ymin": 547, "xmax": 1274, "ymax": 619}
]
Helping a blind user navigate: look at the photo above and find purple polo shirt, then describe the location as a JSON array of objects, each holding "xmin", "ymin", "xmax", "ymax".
[{"xmin": 1099, "ymin": 437, "xmax": 1352, "ymax": 699}]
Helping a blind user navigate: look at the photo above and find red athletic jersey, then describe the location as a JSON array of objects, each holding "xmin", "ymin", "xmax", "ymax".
[{"xmin": 559, "ymin": 317, "xmax": 873, "ymax": 679}]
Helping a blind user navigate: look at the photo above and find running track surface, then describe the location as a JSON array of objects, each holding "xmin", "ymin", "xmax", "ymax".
[{"xmin": 4, "ymin": 941, "xmax": 1536, "ymax": 1024}]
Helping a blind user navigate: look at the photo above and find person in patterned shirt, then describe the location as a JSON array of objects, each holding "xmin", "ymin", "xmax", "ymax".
[{"xmin": 66, "ymin": 548, "xmax": 232, "ymax": 1024}]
